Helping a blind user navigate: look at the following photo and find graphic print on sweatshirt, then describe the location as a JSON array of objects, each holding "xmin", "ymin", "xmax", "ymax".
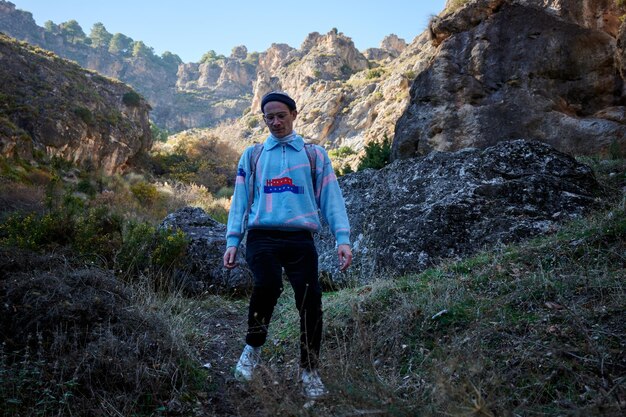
[{"xmin": 264, "ymin": 177, "xmax": 304, "ymax": 194}]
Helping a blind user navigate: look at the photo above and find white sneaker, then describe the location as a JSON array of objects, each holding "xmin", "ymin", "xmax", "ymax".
[
  {"xmin": 301, "ymin": 369, "xmax": 329, "ymax": 399},
  {"xmin": 234, "ymin": 345, "xmax": 261, "ymax": 381}
]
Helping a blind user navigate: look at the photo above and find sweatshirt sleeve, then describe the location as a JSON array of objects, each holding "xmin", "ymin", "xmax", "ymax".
[
  {"xmin": 225, "ymin": 147, "xmax": 252, "ymax": 248},
  {"xmin": 314, "ymin": 146, "xmax": 351, "ymax": 246}
]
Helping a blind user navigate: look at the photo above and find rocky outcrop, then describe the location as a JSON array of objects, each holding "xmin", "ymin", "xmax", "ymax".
[
  {"xmin": 0, "ymin": 33, "xmax": 151, "ymax": 174},
  {"xmin": 243, "ymin": 28, "xmax": 437, "ymax": 155},
  {"xmin": 0, "ymin": 1, "xmax": 180, "ymax": 127},
  {"xmin": 394, "ymin": 0, "xmax": 626, "ymax": 159},
  {"xmin": 160, "ymin": 207, "xmax": 252, "ymax": 295},
  {"xmin": 5, "ymin": 0, "xmax": 625, "ymax": 164},
  {"xmin": 166, "ymin": 140, "xmax": 602, "ymax": 293},
  {"xmin": 516, "ymin": 0, "xmax": 622, "ymax": 35},
  {"xmin": 364, "ymin": 34, "xmax": 407, "ymax": 61},
  {"xmin": 318, "ymin": 139, "xmax": 602, "ymax": 285},
  {"xmin": 0, "ymin": 1, "xmax": 257, "ymax": 132}
]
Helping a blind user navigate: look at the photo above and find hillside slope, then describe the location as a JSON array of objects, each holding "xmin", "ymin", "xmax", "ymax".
[{"xmin": 0, "ymin": 33, "xmax": 151, "ymax": 174}]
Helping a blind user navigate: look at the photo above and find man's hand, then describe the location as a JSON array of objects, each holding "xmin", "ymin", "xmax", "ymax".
[
  {"xmin": 337, "ymin": 244, "xmax": 352, "ymax": 272},
  {"xmin": 223, "ymin": 246, "xmax": 238, "ymax": 269}
]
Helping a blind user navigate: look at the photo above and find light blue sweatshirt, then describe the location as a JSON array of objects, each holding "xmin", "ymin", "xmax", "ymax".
[{"xmin": 226, "ymin": 132, "xmax": 351, "ymax": 248}]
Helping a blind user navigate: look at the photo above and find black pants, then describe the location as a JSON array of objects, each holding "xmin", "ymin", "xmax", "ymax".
[{"xmin": 245, "ymin": 229, "xmax": 322, "ymax": 370}]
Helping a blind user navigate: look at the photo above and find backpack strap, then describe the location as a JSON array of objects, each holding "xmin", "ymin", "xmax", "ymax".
[
  {"xmin": 304, "ymin": 143, "xmax": 318, "ymax": 199},
  {"xmin": 246, "ymin": 143, "xmax": 264, "ymax": 223}
]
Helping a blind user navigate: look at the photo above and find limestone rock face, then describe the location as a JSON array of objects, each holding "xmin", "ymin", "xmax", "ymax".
[
  {"xmin": 394, "ymin": 0, "xmax": 626, "ymax": 160},
  {"xmin": 516, "ymin": 0, "xmax": 622, "ymax": 35},
  {"xmin": 0, "ymin": 33, "xmax": 151, "ymax": 174},
  {"xmin": 247, "ymin": 29, "xmax": 436, "ymax": 153},
  {"xmin": 364, "ymin": 34, "xmax": 407, "ymax": 61},
  {"xmin": 316, "ymin": 140, "xmax": 602, "ymax": 286},
  {"xmin": 160, "ymin": 207, "xmax": 252, "ymax": 295}
]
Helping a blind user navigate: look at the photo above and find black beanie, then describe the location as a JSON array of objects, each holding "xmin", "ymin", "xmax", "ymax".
[{"xmin": 261, "ymin": 91, "xmax": 297, "ymax": 113}]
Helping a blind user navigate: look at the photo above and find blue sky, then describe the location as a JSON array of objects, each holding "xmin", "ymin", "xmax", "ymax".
[{"xmin": 11, "ymin": 0, "xmax": 448, "ymax": 63}]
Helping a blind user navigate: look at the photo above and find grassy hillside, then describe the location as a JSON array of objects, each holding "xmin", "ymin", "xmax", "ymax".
[{"xmin": 0, "ymin": 155, "xmax": 624, "ymax": 416}]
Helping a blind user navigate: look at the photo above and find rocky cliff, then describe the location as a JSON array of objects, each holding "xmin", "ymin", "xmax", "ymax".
[
  {"xmin": 0, "ymin": 0, "xmax": 428, "ymax": 155},
  {"xmin": 0, "ymin": 0, "xmax": 256, "ymax": 132},
  {"xmin": 0, "ymin": 33, "xmax": 151, "ymax": 174},
  {"xmin": 393, "ymin": 0, "xmax": 626, "ymax": 159},
  {"xmin": 221, "ymin": 29, "xmax": 435, "ymax": 160},
  {"xmin": 3, "ymin": 0, "xmax": 625, "ymax": 168}
]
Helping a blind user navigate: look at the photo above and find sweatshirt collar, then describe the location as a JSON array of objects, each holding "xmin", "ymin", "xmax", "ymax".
[{"xmin": 264, "ymin": 131, "xmax": 304, "ymax": 151}]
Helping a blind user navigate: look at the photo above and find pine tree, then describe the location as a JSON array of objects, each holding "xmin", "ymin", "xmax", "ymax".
[{"xmin": 357, "ymin": 134, "xmax": 391, "ymax": 171}]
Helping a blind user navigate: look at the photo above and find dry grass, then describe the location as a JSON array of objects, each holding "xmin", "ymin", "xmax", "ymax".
[
  {"xmin": 202, "ymin": 198, "xmax": 624, "ymax": 416},
  {"xmin": 1, "ymin": 155, "xmax": 623, "ymax": 416},
  {"xmin": 0, "ymin": 249, "xmax": 203, "ymax": 416}
]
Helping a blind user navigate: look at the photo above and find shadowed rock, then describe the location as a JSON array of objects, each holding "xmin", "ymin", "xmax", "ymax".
[
  {"xmin": 160, "ymin": 207, "xmax": 252, "ymax": 295},
  {"xmin": 394, "ymin": 1, "xmax": 626, "ymax": 160},
  {"xmin": 317, "ymin": 139, "xmax": 603, "ymax": 286}
]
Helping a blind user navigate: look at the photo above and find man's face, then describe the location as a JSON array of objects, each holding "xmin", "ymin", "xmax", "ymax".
[{"xmin": 263, "ymin": 101, "xmax": 297, "ymax": 138}]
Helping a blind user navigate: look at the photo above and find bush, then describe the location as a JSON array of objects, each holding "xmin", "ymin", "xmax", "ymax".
[
  {"xmin": 0, "ymin": 212, "xmax": 58, "ymax": 249},
  {"xmin": 0, "ymin": 258, "xmax": 193, "ymax": 416},
  {"xmin": 151, "ymin": 227, "xmax": 188, "ymax": 270},
  {"xmin": 149, "ymin": 134, "xmax": 239, "ymax": 193},
  {"xmin": 328, "ymin": 146, "xmax": 355, "ymax": 159},
  {"xmin": 115, "ymin": 221, "xmax": 188, "ymax": 282},
  {"xmin": 150, "ymin": 122, "xmax": 169, "ymax": 142},
  {"xmin": 357, "ymin": 134, "xmax": 391, "ymax": 171},
  {"xmin": 75, "ymin": 178, "xmax": 97, "ymax": 197},
  {"xmin": 122, "ymin": 91, "xmax": 141, "ymax": 107},
  {"xmin": 73, "ymin": 106, "xmax": 94, "ymax": 125},
  {"xmin": 215, "ymin": 186, "xmax": 234, "ymax": 199},
  {"xmin": 246, "ymin": 117, "xmax": 259, "ymax": 129},
  {"xmin": 366, "ymin": 68, "xmax": 384, "ymax": 79},
  {"xmin": 73, "ymin": 206, "xmax": 123, "ymax": 263},
  {"xmin": 130, "ymin": 181, "xmax": 160, "ymax": 206}
]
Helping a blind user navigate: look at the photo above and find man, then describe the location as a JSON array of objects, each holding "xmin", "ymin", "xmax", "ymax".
[{"xmin": 223, "ymin": 91, "xmax": 352, "ymax": 399}]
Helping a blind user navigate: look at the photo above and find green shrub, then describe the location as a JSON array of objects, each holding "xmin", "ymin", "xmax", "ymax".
[
  {"xmin": 366, "ymin": 68, "xmax": 384, "ymax": 79},
  {"xmin": 0, "ymin": 212, "xmax": 57, "ymax": 249},
  {"xmin": 75, "ymin": 178, "xmax": 97, "ymax": 197},
  {"xmin": 73, "ymin": 106, "xmax": 94, "ymax": 125},
  {"xmin": 357, "ymin": 134, "xmax": 392, "ymax": 171},
  {"xmin": 122, "ymin": 91, "xmax": 141, "ymax": 107},
  {"xmin": 328, "ymin": 146, "xmax": 355, "ymax": 159},
  {"xmin": 151, "ymin": 227, "xmax": 188, "ymax": 269},
  {"xmin": 73, "ymin": 206, "xmax": 123, "ymax": 262},
  {"xmin": 115, "ymin": 221, "xmax": 188, "ymax": 279},
  {"xmin": 246, "ymin": 117, "xmax": 259, "ymax": 129},
  {"xmin": 115, "ymin": 221, "xmax": 154, "ymax": 274},
  {"xmin": 150, "ymin": 122, "xmax": 169, "ymax": 142},
  {"xmin": 215, "ymin": 186, "xmax": 234, "ymax": 199},
  {"xmin": 130, "ymin": 181, "xmax": 160, "ymax": 206}
]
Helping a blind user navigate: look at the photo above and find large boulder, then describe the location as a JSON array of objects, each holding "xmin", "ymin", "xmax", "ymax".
[
  {"xmin": 160, "ymin": 207, "xmax": 252, "ymax": 295},
  {"xmin": 317, "ymin": 139, "xmax": 603, "ymax": 286}
]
